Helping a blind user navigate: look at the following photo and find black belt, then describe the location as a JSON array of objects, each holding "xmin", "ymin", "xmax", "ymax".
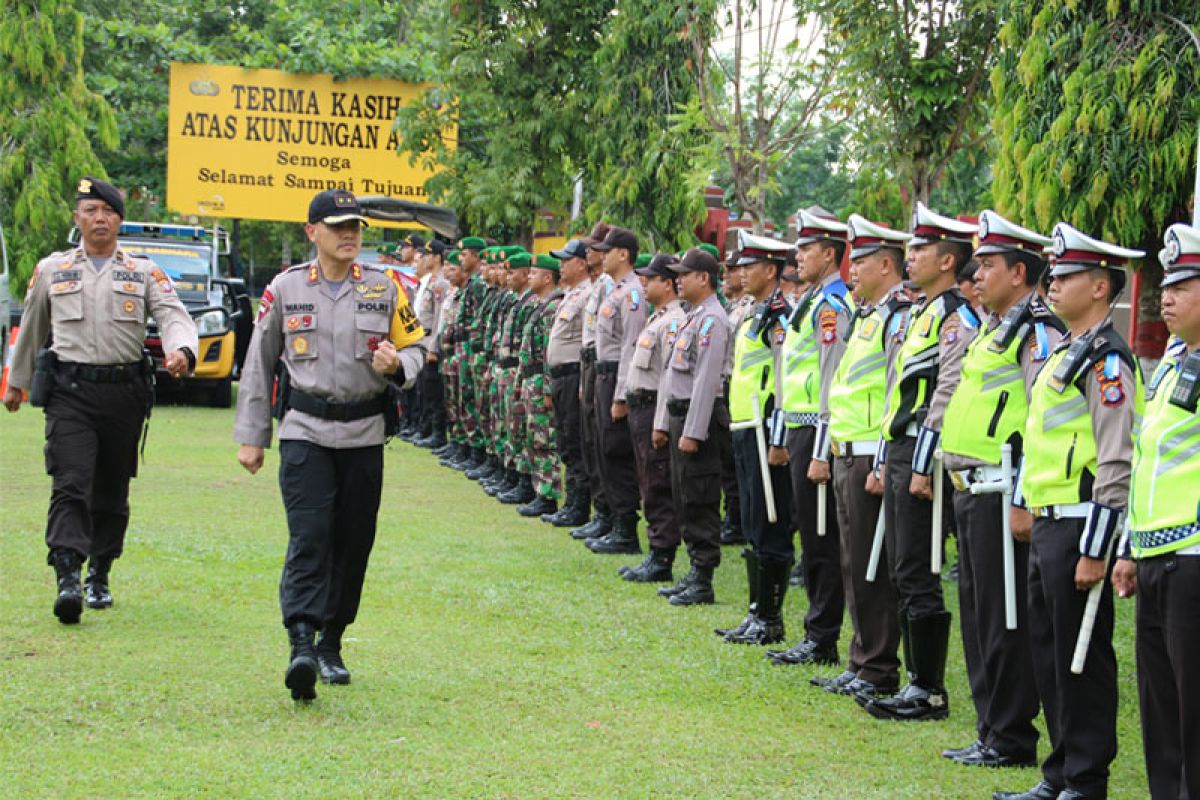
[
  {"xmin": 667, "ymin": 399, "xmax": 690, "ymax": 416},
  {"xmin": 595, "ymin": 360, "xmax": 618, "ymax": 375},
  {"xmin": 56, "ymin": 361, "xmax": 141, "ymax": 383},
  {"xmin": 626, "ymin": 389, "xmax": 657, "ymax": 408},
  {"xmin": 581, "ymin": 347, "xmax": 597, "ymax": 364},
  {"xmin": 549, "ymin": 363, "xmax": 580, "ymax": 379},
  {"xmin": 287, "ymin": 388, "xmax": 386, "ymax": 422},
  {"xmin": 498, "ymin": 357, "xmax": 519, "ymax": 369}
]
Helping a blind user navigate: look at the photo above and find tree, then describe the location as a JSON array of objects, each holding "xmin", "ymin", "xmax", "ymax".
[
  {"xmin": 990, "ymin": 1, "xmax": 1200, "ymax": 355},
  {"xmin": 817, "ymin": 0, "xmax": 997, "ymax": 216},
  {"xmin": 0, "ymin": 0, "xmax": 118, "ymax": 294}
]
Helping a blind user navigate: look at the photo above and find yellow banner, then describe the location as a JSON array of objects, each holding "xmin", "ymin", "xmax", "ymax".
[{"xmin": 166, "ymin": 63, "xmax": 453, "ymax": 226}]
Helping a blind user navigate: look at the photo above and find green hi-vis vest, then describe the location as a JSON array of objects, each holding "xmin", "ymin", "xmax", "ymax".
[
  {"xmin": 882, "ymin": 290, "xmax": 974, "ymax": 441},
  {"xmin": 729, "ymin": 313, "xmax": 780, "ymax": 424},
  {"xmin": 781, "ymin": 279, "xmax": 850, "ymax": 427},
  {"xmin": 830, "ymin": 296, "xmax": 906, "ymax": 443},
  {"xmin": 941, "ymin": 315, "xmax": 1054, "ymax": 463},
  {"xmin": 1128, "ymin": 349, "xmax": 1200, "ymax": 556},
  {"xmin": 1023, "ymin": 330, "xmax": 1143, "ymax": 508}
]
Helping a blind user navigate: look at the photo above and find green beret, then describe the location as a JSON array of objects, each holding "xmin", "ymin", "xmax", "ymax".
[
  {"xmin": 634, "ymin": 253, "xmax": 652, "ymax": 269},
  {"xmin": 508, "ymin": 252, "xmax": 532, "ymax": 269},
  {"xmin": 459, "ymin": 236, "xmax": 487, "ymax": 250},
  {"xmin": 447, "ymin": 249, "xmax": 462, "ymax": 265},
  {"xmin": 697, "ymin": 243, "xmax": 720, "ymax": 260},
  {"xmin": 533, "ymin": 254, "xmax": 561, "ymax": 273},
  {"xmin": 501, "ymin": 245, "xmax": 526, "ymax": 258}
]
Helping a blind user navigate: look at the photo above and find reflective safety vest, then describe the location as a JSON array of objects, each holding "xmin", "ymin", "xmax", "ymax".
[
  {"xmin": 1023, "ymin": 331, "xmax": 1143, "ymax": 508},
  {"xmin": 1128, "ymin": 351, "xmax": 1200, "ymax": 556},
  {"xmin": 728, "ymin": 313, "xmax": 782, "ymax": 424},
  {"xmin": 882, "ymin": 290, "xmax": 974, "ymax": 441},
  {"xmin": 781, "ymin": 279, "xmax": 850, "ymax": 427},
  {"xmin": 830, "ymin": 295, "xmax": 907, "ymax": 443},
  {"xmin": 941, "ymin": 315, "xmax": 1056, "ymax": 463}
]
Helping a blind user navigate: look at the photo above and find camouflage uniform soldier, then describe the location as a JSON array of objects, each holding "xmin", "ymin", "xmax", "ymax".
[
  {"xmin": 497, "ymin": 251, "xmax": 540, "ymax": 505},
  {"xmin": 447, "ymin": 239, "xmax": 491, "ymax": 470},
  {"xmin": 465, "ymin": 253, "xmax": 507, "ymax": 483},
  {"xmin": 482, "ymin": 251, "xmax": 524, "ymax": 496},
  {"xmin": 433, "ymin": 256, "xmax": 466, "ymax": 452}
]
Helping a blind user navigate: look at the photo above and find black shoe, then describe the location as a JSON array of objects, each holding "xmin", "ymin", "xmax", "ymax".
[
  {"xmin": 432, "ymin": 442, "xmax": 455, "ymax": 458},
  {"xmin": 669, "ymin": 567, "xmax": 714, "ymax": 606},
  {"xmin": 658, "ymin": 567, "xmax": 698, "ymax": 598},
  {"xmin": 84, "ymin": 554, "xmax": 114, "ymax": 610},
  {"xmin": 843, "ymin": 677, "xmax": 898, "ymax": 699},
  {"xmin": 724, "ymin": 555, "xmax": 788, "ymax": 643},
  {"xmin": 992, "ymin": 781, "xmax": 1064, "ymax": 800},
  {"xmin": 714, "ymin": 610, "xmax": 755, "ymax": 638},
  {"xmin": 811, "ymin": 669, "xmax": 855, "ymax": 690},
  {"xmin": 285, "ymin": 622, "xmax": 318, "ymax": 701},
  {"xmin": 465, "ymin": 455, "xmax": 496, "ymax": 481},
  {"xmin": 571, "ymin": 512, "xmax": 612, "ymax": 541},
  {"xmin": 718, "ymin": 514, "xmax": 747, "ymax": 545},
  {"xmin": 415, "ymin": 432, "xmax": 447, "ymax": 449},
  {"xmin": 956, "ymin": 744, "xmax": 1037, "ymax": 769},
  {"xmin": 543, "ymin": 493, "xmax": 590, "ymax": 527},
  {"xmin": 724, "ymin": 615, "xmax": 784, "ymax": 645},
  {"xmin": 499, "ymin": 475, "xmax": 535, "ymax": 505},
  {"xmin": 438, "ymin": 443, "xmax": 468, "ymax": 466},
  {"xmin": 587, "ymin": 513, "xmax": 640, "ymax": 554},
  {"xmin": 767, "ymin": 637, "xmax": 839, "ymax": 665},
  {"xmin": 620, "ymin": 549, "xmax": 674, "ymax": 582},
  {"xmin": 942, "ymin": 740, "xmax": 983, "ymax": 760},
  {"xmin": 50, "ymin": 549, "xmax": 84, "ymax": 625},
  {"xmin": 860, "ymin": 682, "xmax": 949, "ymax": 721},
  {"xmin": 517, "ymin": 496, "xmax": 556, "ymax": 517},
  {"xmin": 862, "ymin": 610, "xmax": 952, "ymax": 720},
  {"xmin": 316, "ymin": 626, "xmax": 351, "ymax": 686}
]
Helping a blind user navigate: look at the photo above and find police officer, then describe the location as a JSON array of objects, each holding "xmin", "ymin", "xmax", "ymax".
[
  {"xmin": 1113, "ymin": 224, "xmax": 1200, "ymax": 800},
  {"xmin": 619, "ymin": 254, "xmax": 687, "ymax": 582},
  {"xmin": 233, "ymin": 189, "xmax": 425, "ymax": 701},
  {"xmin": 938, "ymin": 211, "xmax": 1063, "ymax": 769},
  {"xmin": 413, "ymin": 241, "xmax": 452, "ymax": 448},
  {"xmin": 994, "ymin": 223, "xmax": 1142, "ymax": 800},
  {"xmin": 5, "ymin": 177, "xmax": 198, "ymax": 624},
  {"xmin": 653, "ymin": 248, "xmax": 733, "ymax": 606},
  {"xmin": 720, "ymin": 254, "xmax": 753, "ymax": 546}
]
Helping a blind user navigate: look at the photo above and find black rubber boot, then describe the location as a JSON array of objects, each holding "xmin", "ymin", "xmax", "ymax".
[
  {"xmin": 725, "ymin": 556, "xmax": 788, "ymax": 644},
  {"xmin": 586, "ymin": 512, "xmax": 641, "ymax": 555},
  {"xmin": 84, "ymin": 554, "xmax": 114, "ymax": 609},
  {"xmin": 620, "ymin": 547, "xmax": 674, "ymax": 582},
  {"xmin": 316, "ymin": 625, "xmax": 351, "ymax": 685},
  {"xmin": 50, "ymin": 548, "xmax": 84, "ymax": 625},
  {"xmin": 570, "ymin": 510, "xmax": 612, "ymax": 541},
  {"xmin": 285, "ymin": 622, "xmax": 319, "ymax": 701},
  {"xmin": 669, "ymin": 565, "xmax": 715, "ymax": 606},
  {"xmin": 861, "ymin": 611, "xmax": 951, "ymax": 721},
  {"xmin": 719, "ymin": 513, "xmax": 747, "ymax": 545},
  {"xmin": 714, "ymin": 548, "xmax": 758, "ymax": 637},
  {"xmin": 498, "ymin": 474, "xmax": 535, "ymax": 505},
  {"xmin": 517, "ymin": 495, "xmax": 556, "ymax": 517}
]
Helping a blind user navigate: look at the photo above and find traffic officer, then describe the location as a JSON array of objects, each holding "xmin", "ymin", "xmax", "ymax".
[
  {"xmin": 5, "ymin": 177, "xmax": 198, "ymax": 624},
  {"xmin": 938, "ymin": 211, "xmax": 1063, "ymax": 769},
  {"xmin": 414, "ymin": 241, "xmax": 452, "ymax": 448},
  {"xmin": 618, "ymin": 254, "xmax": 687, "ymax": 583},
  {"xmin": 720, "ymin": 254, "xmax": 753, "ymax": 546},
  {"xmin": 585, "ymin": 227, "xmax": 648, "ymax": 555},
  {"xmin": 994, "ymin": 223, "xmax": 1142, "ymax": 800},
  {"xmin": 653, "ymin": 248, "xmax": 733, "ymax": 606},
  {"xmin": 233, "ymin": 189, "xmax": 426, "ymax": 701},
  {"xmin": 768, "ymin": 209, "xmax": 852, "ymax": 665},
  {"xmin": 860, "ymin": 202, "xmax": 978, "ymax": 722},
  {"xmin": 541, "ymin": 239, "xmax": 593, "ymax": 527},
  {"xmin": 1113, "ymin": 224, "xmax": 1200, "ymax": 800},
  {"xmin": 811, "ymin": 215, "xmax": 910, "ymax": 697}
]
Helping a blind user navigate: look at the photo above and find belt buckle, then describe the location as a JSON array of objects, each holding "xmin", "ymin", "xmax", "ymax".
[
  {"xmin": 949, "ymin": 470, "xmax": 968, "ymax": 493},
  {"xmin": 831, "ymin": 441, "xmax": 844, "ymax": 458}
]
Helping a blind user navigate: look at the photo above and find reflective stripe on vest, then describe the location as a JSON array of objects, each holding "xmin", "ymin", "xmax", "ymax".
[
  {"xmin": 830, "ymin": 304, "xmax": 890, "ymax": 443},
  {"xmin": 729, "ymin": 315, "xmax": 774, "ymax": 423},
  {"xmin": 940, "ymin": 322, "xmax": 1027, "ymax": 463},
  {"xmin": 882, "ymin": 294, "xmax": 956, "ymax": 440},
  {"xmin": 781, "ymin": 284, "xmax": 850, "ymax": 426}
]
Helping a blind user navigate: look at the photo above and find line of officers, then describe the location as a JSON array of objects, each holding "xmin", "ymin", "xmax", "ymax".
[{"xmin": 401, "ymin": 209, "xmax": 1200, "ymax": 800}]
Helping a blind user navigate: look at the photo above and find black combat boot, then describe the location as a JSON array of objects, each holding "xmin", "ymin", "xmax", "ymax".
[
  {"xmin": 438, "ymin": 442, "xmax": 468, "ymax": 467},
  {"xmin": 725, "ymin": 556, "xmax": 788, "ymax": 644},
  {"xmin": 467, "ymin": 454, "xmax": 498, "ymax": 481},
  {"xmin": 570, "ymin": 510, "xmax": 612, "ymax": 541},
  {"xmin": 50, "ymin": 548, "xmax": 84, "ymax": 625},
  {"xmin": 285, "ymin": 622, "xmax": 319, "ymax": 701},
  {"xmin": 861, "ymin": 611, "xmax": 951, "ymax": 721},
  {"xmin": 543, "ymin": 490, "xmax": 590, "ymax": 527},
  {"xmin": 415, "ymin": 430, "xmax": 447, "ymax": 449},
  {"xmin": 668, "ymin": 565, "xmax": 714, "ymax": 606},
  {"xmin": 463, "ymin": 447, "xmax": 487, "ymax": 471},
  {"xmin": 620, "ymin": 547, "xmax": 674, "ymax": 582},
  {"xmin": 586, "ymin": 512, "xmax": 641, "ymax": 555},
  {"xmin": 499, "ymin": 474, "xmax": 535, "ymax": 505},
  {"xmin": 316, "ymin": 625, "xmax": 351, "ymax": 685},
  {"xmin": 447, "ymin": 445, "xmax": 478, "ymax": 471},
  {"xmin": 719, "ymin": 512, "xmax": 746, "ymax": 545},
  {"xmin": 84, "ymin": 554, "xmax": 114, "ymax": 609},
  {"xmin": 432, "ymin": 441, "xmax": 455, "ymax": 458},
  {"xmin": 485, "ymin": 468, "xmax": 517, "ymax": 497},
  {"xmin": 714, "ymin": 548, "xmax": 758, "ymax": 637},
  {"xmin": 658, "ymin": 565, "xmax": 697, "ymax": 598},
  {"xmin": 517, "ymin": 495, "xmax": 556, "ymax": 517}
]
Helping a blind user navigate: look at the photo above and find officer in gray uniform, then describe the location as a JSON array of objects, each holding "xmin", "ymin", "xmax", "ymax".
[
  {"xmin": 234, "ymin": 189, "xmax": 426, "ymax": 701},
  {"xmin": 415, "ymin": 241, "xmax": 452, "ymax": 447},
  {"xmin": 5, "ymin": 177, "xmax": 198, "ymax": 624}
]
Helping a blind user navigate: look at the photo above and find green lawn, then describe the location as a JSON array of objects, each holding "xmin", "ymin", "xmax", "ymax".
[{"xmin": 0, "ymin": 397, "xmax": 1149, "ymax": 798}]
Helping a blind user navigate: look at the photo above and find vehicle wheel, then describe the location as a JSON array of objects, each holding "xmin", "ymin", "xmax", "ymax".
[{"xmin": 210, "ymin": 377, "xmax": 232, "ymax": 408}]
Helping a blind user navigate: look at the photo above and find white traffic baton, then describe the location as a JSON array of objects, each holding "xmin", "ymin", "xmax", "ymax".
[
  {"xmin": 817, "ymin": 482, "xmax": 827, "ymax": 536},
  {"xmin": 931, "ymin": 452, "xmax": 944, "ymax": 574},
  {"xmin": 965, "ymin": 443, "xmax": 1018, "ymax": 630},
  {"xmin": 1070, "ymin": 521, "xmax": 1121, "ymax": 675},
  {"xmin": 729, "ymin": 393, "xmax": 777, "ymax": 524},
  {"xmin": 866, "ymin": 504, "xmax": 886, "ymax": 583}
]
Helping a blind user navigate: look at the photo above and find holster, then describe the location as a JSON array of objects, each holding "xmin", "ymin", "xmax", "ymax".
[
  {"xmin": 272, "ymin": 362, "xmax": 292, "ymax": 421},
  {"xmin": 140, "ymin": 350, "xmax": 156, "ymax": 419},
  {"xmin": 383, "ymin": 382, "xmax": 402, "ymax": 437},
  {"xmin": 29, "ymin": 348, "xmax": 57, "ymax": 407}
]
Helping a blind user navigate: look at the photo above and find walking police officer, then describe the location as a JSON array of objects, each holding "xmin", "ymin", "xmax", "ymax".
[
  {"xmin": 5, "ymin": 177, "xmax": 198, "ymax": 624},
  {"xmin": 234, "ymin": 189, "xmax": 425, "ymax": 701}
]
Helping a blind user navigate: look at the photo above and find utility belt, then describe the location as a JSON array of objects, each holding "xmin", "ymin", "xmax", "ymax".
[
  {"xmin": 948, "ymin": 464, "xmax": 1008, "ymax": 493},
  {"xmin": 1030, "ymin": 502, "xmax": 1090, "ymax": 520},
  {"xmin": 626, "ymin": 389, "xmax": 658, "ymax": 409},
  {"xmin": 783, "ymin": 411, "xmax": 819, "ymax": 428},
  {"xmin": 1132, "ymin": 522, "xmax": 1200, "ymax": 555},
  {"xmin": 56, "ymin": 360, "xmax": 144, "ymax": 383},
  {"xmin": 831, "ymin": 439, "xmax": 879, "ymax": 458},
  {"xmin": 549, "ymin": 362, "xmax": 581, "ymax": 379},
  {"xmin": 667, "ymin": 399, "xmax": 690, "ymax": 417},
  {"xmin": 287, "ymin": 387, "xmax": 387, "ymax": 422},
  {"xmin": 520, "ymin": 362, "xmax": 544, "ymax": 379},
  {"xmin": 581, "ymin": 346, "xmax": 597, "ymax": 365},
  {"xmin": 595, "ymin": 360, "xmax": 619, "ymax": 375},
  {"xmin": 498, "ymin": 357, "xmax": 519, "ymax": 369}
]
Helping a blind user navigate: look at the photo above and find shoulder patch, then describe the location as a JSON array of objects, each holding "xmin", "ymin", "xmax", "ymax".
[
  {"xmin": 150, "ymin": 268, "xmax": 174, "ymax": 294},
  {"xmin": 629, "ymin": 287, "xmax": 641, "ymax": 311},
  {"xmin": 1094, "ymin": 357, "xmax": 1125, "ymax": 406},
  {"xmin": 941, "ymin": 313, "xmax": 961, "ymax": 344},
  {"xmin": 818, "ymin": 307, "xmax": 838, "ymax": 345},
  {"xmin": 1029, "ymin": 322, "xmax": 1051, "ymax": 362},
  {"xmin": 257, "ymin": 287, "xmax": 275, "ymax": 323}
]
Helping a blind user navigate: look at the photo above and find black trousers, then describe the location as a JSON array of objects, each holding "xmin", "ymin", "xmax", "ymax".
[
  {"xmin": 787, "ymin": 426, "xmax": 844, "ymax": 646},
  {"xmin": 1136, "ymin": 553, "xmax": 1200, "ymax": 800},
  {"xmin": 278, "ymin": 440, "xmax": 383, "ymax": 631},
  {"xmin": 832, "ymin": 454, "xmax": 900, "ymax": 686},
  {"xmin": 594, "ymin": 370, "xmax": 639, "ymax": 517},
  {"xmin": 732, "ymin": 426, "xmax": 793, "ymax": 564},
  {"xmin": 883, "ymin": 436, "xmax": 945, "ymax": 620},
  {"xmin": 418, "ymin": 361, "xmax": 446, "ymax": 435},
  {"xmin": 551, "ymin": 370, "xmax": 586, "ymax": 499},
  {"xmin": 1028, "ymin": 517, "xmax": 1117, "ymax": 797},
  {"xmin": 629, "ymin": 401, "xmax": 680, "ymax": 550},
  {"xmin": 953, "ymin": 491, "xmax": 1039, "ymax": 761},
  {"xmin": 668, "ymin": 405, "xmax": 726, "ymax": 569},
  {"xmin": 401, "ymin": 384, "xmax": 422, "ymax": 428},
  {"xmin": 579, "ymin": 355, "xmax": 608, "ymax": 515},
  {"xmin": 42, "ymin": 374, "xmax": 147, "ymax": 562},
  {"xmin": 718, "ymin": 396, "xmax": 740, "ymax": 526}
]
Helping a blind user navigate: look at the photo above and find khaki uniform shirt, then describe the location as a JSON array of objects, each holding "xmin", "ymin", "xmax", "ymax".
[
  {"xmin": 233, "ymin": 261, "xmax": 426, "ymax": 450},
  {"xmin": 595, "ymin": 271, "xmax": 650, "ymax": 398},
  {"xmin": 417, "ymin": 272, "xmax": 451, "ymax": 351},
  {"xmin": 581, "ymin": 273, "xmax": 614, "ymax": 350},
  {"xmin": 655, "ymin": 293, "xmax": 732, "ymax": 440},
  {"xmin": 624, "ymin": 299, "xmax": 686, "ymax": 396},
  {"xmin": 10, "ymin": 245, "xmax": 198, "ymax": 389},
  {"xmin": 546, "ymin": 278, "xmax": 592, "ymax": 368},
  {"xmin": 723, "ymin": 295, "xmax": 757, "ymax": 377}
]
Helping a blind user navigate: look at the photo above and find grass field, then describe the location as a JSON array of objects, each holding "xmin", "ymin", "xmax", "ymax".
[{"xmin": 0, "ymin": 397, "xmax": 1149, "ymax": 798}]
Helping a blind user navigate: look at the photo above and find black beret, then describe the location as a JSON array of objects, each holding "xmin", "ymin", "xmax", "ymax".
[{"xmin": 76, "ymin": 176, "xmax": 124, "ymax": 218}]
